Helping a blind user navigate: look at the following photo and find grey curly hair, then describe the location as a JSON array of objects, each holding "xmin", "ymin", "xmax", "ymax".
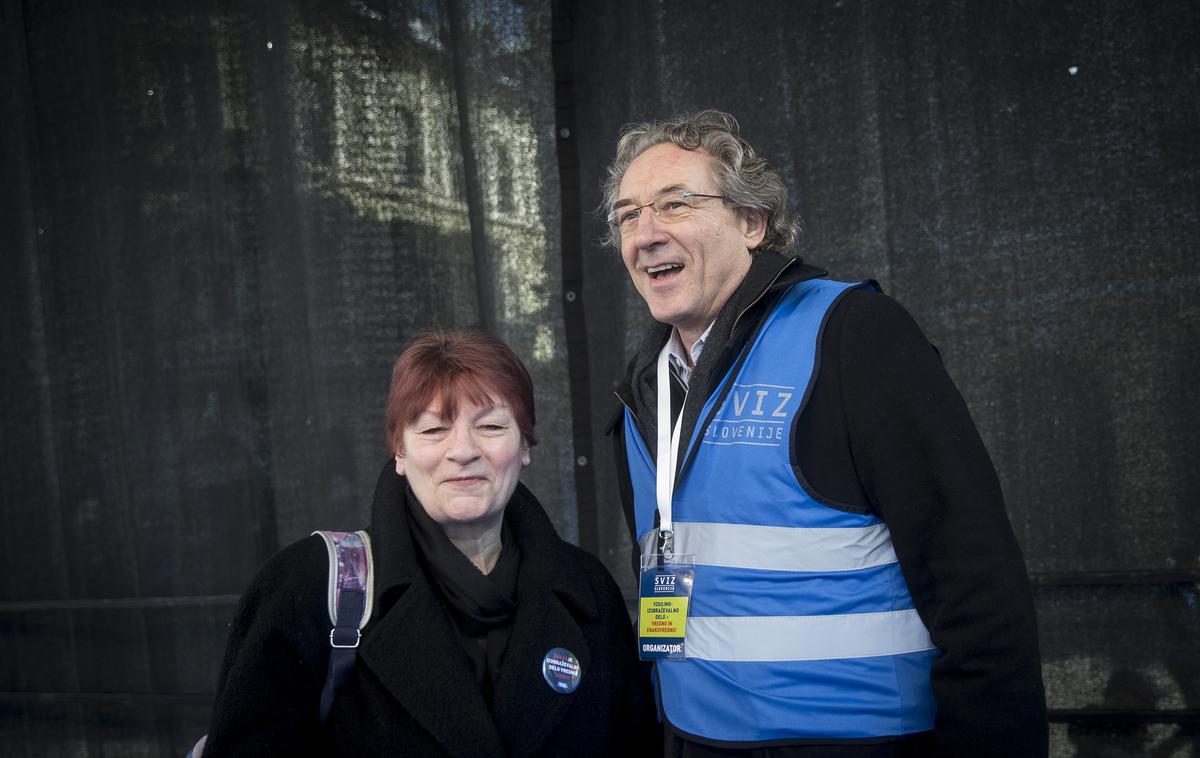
[{"xmin": 599, "ymin": 110, "xmax": 800, "ymax": 252}]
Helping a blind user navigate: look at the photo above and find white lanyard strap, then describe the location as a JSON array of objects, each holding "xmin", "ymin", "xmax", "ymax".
[{"xmin": 655, "ymin": 343, "xmax": 685, "ymax": 552}]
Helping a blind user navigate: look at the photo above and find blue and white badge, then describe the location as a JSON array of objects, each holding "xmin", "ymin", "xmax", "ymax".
[
  {"xmin": 638, "ymin": 553, "xmax": 695, "ymax": 660},
  {"xmin": 541, "ymin": 647, "xmax": 582, "ymax": 694}
]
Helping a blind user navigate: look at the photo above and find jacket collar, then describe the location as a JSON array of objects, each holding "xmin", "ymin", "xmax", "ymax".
[
  {"xmin": 618, "ymin": 251, "xmax": 827, "ymax": 442},
  {"xmin": 367, "ymin": 461, "xmax": 598, "ymax": 621},
  {"xmin": 364, "ymin": 461, "xmax": 419, "ymax": 602}
]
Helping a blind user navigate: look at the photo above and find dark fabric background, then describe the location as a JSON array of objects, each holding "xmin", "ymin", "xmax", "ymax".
[
  {"xmin": 567, "ymin": 2, "xmax": 1200, "ymax": 755},
  {"xmin": 2, "ymin": 1, "xmax": 1197, "ymax": 756},
  {"xmin": 1, "ymin": 0, "xmax": 573, "ymax": 754}
]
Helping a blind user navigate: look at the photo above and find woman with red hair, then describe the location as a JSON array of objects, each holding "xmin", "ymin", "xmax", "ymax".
[{"xmin": 202, "ymin": 330, "xmax": 656, "ymax": 757}]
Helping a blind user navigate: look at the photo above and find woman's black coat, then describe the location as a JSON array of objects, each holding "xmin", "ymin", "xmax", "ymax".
[{"xmin": 204, "ymin": 462, "xmax": 658, "ymax": 757}]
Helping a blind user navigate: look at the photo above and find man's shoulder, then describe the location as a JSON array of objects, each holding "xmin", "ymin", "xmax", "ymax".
[
  {"xmin": 819, "ymin": 284, "xmax": 926, "ymax": 341},
  {"xmin": 806, "ymin": 284, "xmax": 947, "ymax": 389},
  {"xmin": 740, "ymin": 252, "xmax": 824, "ymax": 302},
  {"xmin": 760, "ymin": 274, "xmax": 882, "ymax": 328},
  {"xmin": 762, "ymin": 279, "xmax": 935, "ymax": 367}
]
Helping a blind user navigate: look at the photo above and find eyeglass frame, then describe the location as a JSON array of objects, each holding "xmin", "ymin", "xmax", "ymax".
[{"xmin": 606, "ymin": 190, "xmax": 729, "ymax": 230}]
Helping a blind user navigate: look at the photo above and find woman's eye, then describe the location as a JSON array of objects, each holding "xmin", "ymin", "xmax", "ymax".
[
  {"xmin": 479, "ymin": 423, "xmax": 507, "ymax": 432},
  {"xmin": 419, "ymin": 426, "xmax": 447, "ymax": 435}
]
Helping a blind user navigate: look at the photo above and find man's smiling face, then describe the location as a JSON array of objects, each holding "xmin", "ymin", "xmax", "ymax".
[{"xmin": 615, "ymin": 143, "xmax": 765, "ymax": 347}]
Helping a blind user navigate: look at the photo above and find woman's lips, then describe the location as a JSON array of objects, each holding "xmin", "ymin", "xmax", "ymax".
[{"xmin": 444, "ymin": 476, "xmax": 487, "ymax": 485}]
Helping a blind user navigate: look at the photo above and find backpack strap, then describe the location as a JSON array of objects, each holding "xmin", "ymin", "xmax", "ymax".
[{"xmin": 312, "ymin": 530, "xmax": 374, "ymax": 726}]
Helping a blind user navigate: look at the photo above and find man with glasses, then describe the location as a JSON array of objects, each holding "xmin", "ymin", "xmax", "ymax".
[{"xmin": 605, "ymin": 110, "xmax": 1047, "ymax": 757}]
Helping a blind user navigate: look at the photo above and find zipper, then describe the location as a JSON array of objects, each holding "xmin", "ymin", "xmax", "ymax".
[
  {"xmin": 670, "ymin": 258, "xmax": 799, "ymax": 482},
  {"xmin": 675, "ymin": 382, "xmax": 689, "ymax": 474},
  {"xmin": 729, "ymin": 257, "xmax": 796, "ymax": 340},
  {"xmin": 622, "ymin": 257, "xmax": 798, "ymax": 450},
  {"xmin": 614, "ymin": 390, "xmax": 637, "ymax": 423}
]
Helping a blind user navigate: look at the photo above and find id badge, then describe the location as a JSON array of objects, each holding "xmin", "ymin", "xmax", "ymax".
[{"xmin": 638, "ymin": 554, "xmax": 695, "ymax": 661}]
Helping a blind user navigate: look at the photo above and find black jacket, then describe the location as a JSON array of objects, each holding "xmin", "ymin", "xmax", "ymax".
[
  {"xmin": 611, "ymin": 251, "xmax": 1048, "ymax": 757},
  {"xmin": 205, "ymin": 462, "xmax": 658, "ymax": 757}
]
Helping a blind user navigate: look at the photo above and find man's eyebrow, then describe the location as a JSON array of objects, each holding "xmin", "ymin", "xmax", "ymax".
[{"xmin": 612, "ymin": 184, "xmax": 689, "ymax": 209}]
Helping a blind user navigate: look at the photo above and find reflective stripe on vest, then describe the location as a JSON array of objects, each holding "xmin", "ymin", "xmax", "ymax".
[
  {"xmin": 637, "ymin": 522, "xmax": 899, "ymax": 573},
  {"xmin": 625, "ymin": 279, "xmax": 937, "ymax": 743}
]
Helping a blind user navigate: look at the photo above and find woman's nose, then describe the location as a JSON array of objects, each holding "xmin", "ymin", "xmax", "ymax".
[{"xmin": 445, "ymin": 425, "xmax": 481, "ymax": 462}]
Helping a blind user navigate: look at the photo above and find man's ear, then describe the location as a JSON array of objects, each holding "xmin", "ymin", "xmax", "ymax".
[
  {"xmin": 394, "ymin": 453, "xmax": 405, "ymax": 475},
  {"xmin": 741, "ymin": 209, "xmax": 768, "ymax": 250}
]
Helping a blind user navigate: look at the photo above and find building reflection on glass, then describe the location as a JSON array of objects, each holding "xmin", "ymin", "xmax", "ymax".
[{"xmin": 267, "ymin": 8, "xmax": 554, "ymax": 360}]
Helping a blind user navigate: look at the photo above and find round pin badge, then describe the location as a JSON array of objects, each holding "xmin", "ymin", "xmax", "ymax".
[{"xmin": 541, "ymin": 647, "xmax": 582, "ymax": 694}]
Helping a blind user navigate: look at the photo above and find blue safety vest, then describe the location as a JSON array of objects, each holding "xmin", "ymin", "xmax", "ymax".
[{"xmin": 625, "ymin": 279, "xmax": 938, "ymax": 743}]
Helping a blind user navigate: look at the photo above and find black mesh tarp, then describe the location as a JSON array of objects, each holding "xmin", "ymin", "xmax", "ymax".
[
  {"xmin": 566, "ymin": 2, "xmax": 1199, "ymax": 753},
  {"xmin": 3, "ymin": 0, "xmax": 572, "ymax": 753},
  {"xmin": 3, "ymin": 0, "xmax": 1198, "ymax": 755}
]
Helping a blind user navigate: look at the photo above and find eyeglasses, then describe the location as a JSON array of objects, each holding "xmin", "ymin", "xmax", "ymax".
[{"xmin": 607, "ymin": 190, "xmax": 728, "ymax": 234}]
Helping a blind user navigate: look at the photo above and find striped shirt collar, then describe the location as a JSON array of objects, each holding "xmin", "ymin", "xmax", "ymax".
[{"xmin": 666, "ymin": 321, "xmax": 715, "ymax": 388}]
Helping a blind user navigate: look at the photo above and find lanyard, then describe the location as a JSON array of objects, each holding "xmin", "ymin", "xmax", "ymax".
[{"xmin": 655, "ymin": 343, "xmax": 685, "ymax": 558}]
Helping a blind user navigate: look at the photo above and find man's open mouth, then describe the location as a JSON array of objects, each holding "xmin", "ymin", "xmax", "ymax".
[{"xmin": 648, "ymin": 263, "xmax": 683, "ymax": 279}]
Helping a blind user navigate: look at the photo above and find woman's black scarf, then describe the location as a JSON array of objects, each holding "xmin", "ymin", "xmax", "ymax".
[{"xmin": 405, "ymin": 485, "xmax": 521, "ymax": 707}]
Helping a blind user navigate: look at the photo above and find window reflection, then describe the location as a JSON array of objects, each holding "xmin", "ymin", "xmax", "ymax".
[{"xmin": 209, "ymin": 2, "xmax": 557, "ymax": 361}]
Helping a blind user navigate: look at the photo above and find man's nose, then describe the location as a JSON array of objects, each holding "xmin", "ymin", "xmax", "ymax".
[{"xmin": 632, "ymin": 206, "xmax": 667, "ymax": 248}]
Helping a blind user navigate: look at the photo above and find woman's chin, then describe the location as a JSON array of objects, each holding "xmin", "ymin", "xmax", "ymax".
[{"xmin": 429, "ymin": 496, "xmax": 503, "ymax": 530}]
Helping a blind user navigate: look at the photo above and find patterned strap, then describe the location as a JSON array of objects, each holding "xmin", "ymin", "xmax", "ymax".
[
  {"xmin": 312, "ymin": 530, "xmax": 374, "ymax": 726},
  {"xmin": 312, "ymin": 530, "xmax": 375, "ymax": 632}
]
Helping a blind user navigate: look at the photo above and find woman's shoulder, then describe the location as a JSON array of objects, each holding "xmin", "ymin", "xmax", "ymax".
[
  {"xmin": 508, "ymin": 484, "xmax": 627, "ymax": 610},
  {"xmin": 247, "ymin": 534, "xmax": 328, "ymax": 589},
  {"xmin": 546, "ymin": 538, "xmax": 631, "ymax": 620},
  {"xmin": 232, "ymin": 534, "xmax": 332, "ymax": 630},
  {"xmin": 511, "ymin": 494, "xmax": 613, "ymax": 579},
  {"xmin": 205, "ymin": 537, "xmax": 341, "ymax": 754},
  {"xmin": 553, "ymin": 539, "xmax": 614, "ymax": 582}
]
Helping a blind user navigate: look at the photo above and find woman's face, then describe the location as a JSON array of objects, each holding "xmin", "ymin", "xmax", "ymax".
[{"xmin": 396, "ymin": 395, "xmax": 530, "ymax": 539}]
